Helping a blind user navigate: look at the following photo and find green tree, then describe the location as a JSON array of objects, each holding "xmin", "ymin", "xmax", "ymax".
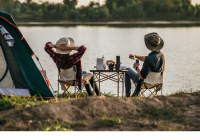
[
  {"xmin": 113, "ymin": 6, "xmax": 126, "ymax": 18},
  {"xmin": 63, "ymin": 0, "xmax": 77, "ymax": 9},
  {"xmin": 26, "ymin": 0, "xmax": 32, "ymax": 5},
  {"xmin": 41, "ymin": 2, "xmax": 49, "ymax": 18},
  {"xmin": 5, "ymin": 3, "xmax": 13, "ymax": 14},
  {"xmin": 68, "ymin": 9, "xmax": 79, "ymax": 20},
  {"xmin": 29, "ymin": 2, "xmax": 40, "ymax": 11},
  {"xmin": 0, "ymin": 0, "xmax": 14, "ymax": 12},
  {"xmin": 99, "ymin": 7, "xmax": 108, "ymax": 18},
  {"xmin": 87, "ymin": 7, "xmax": 99, "ymax": 19},
  {"xmin": 20, "ymin": 2, "xmax": 29, "ymax": 13},
  {"xmin": 12, "ymin": 0, "xmax": 21, "ymax": 17},
  {"xmin": 55, "ymin": 3, "xmax": 68, "ymax": 19},
  {"xmin": 106, "ymin": 0, "xmax": 133, "ymax": 12},
  {"xmin": 195, "ymin": 5, "xmax": 200, "ymax": 19},
  {"xmin": 126, "ymin": 1, "xmax": 143, "ymax": 18}
]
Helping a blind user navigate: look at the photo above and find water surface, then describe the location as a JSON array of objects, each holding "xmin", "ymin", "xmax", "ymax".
[{"xmin": 19, "ymin": 26, "xmax": 200, "ymax": 96}]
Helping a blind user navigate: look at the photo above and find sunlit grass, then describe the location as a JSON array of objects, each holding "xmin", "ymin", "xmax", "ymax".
[
  {"xmin": 95, "ymin": 116, "xmax": 125, "ymax": 127},
  {"xmin": 29, "ymin": 119, "xmax": 72, "ymax": 131},
  {"xmin": 140, "ymin": 106, "xmax": 184, "ymax": 122},
  {"xmin": 0, "ymin": 95, "xmax": 56, "ymax": 111}
]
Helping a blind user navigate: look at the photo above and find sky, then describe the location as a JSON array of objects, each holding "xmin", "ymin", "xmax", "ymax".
[{"xmin": 19, "ymin": 0, "xmax": 200, "ymax": 6}]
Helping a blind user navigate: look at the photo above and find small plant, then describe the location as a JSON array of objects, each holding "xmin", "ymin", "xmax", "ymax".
[
  {"xmin": 141, "ymin": 106, "xmax": 184, "ymax": 122},
  {"xmin": 0, "ymin": 95, "xmax": 56, "ymax": 111},
  {"xmin": 95, "ymin": 116, "xmax": 124, "ymax": 127},
  {"xmin": 71, "ymin": 121, "xmax": 87, "ymax": 127},
  {"xmin": 102, "ymin": 92, "xmax": 115, "ymax": 97},
  {"xmin": 31, "ymin": 119, "xmax": 72, "ymax": 131},
  {"xmin": 56, "ymin": 90, "xmax": 89, "ymax": 98}
]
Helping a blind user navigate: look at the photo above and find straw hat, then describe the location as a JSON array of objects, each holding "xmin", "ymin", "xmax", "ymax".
[
  {"xmin": 144, "ymin": 32, "xmax": 164, "ymax": 51},
  {"xmin": 56, "ymin": 37, "xmax": 75, "ymax": 54}
]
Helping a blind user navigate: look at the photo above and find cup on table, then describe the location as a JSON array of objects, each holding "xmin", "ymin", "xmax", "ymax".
[{"xmin": 109, "ymin": 63, "xmax": 114, "ymax": 70}]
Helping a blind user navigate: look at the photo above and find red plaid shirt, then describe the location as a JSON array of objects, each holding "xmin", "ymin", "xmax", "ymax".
[{"xmin": 45, "ymin": 42, "xmax": 86, "ymax": 90}]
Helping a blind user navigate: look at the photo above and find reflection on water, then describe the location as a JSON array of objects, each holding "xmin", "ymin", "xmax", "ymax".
[{"xmin": 19, "ymin": 26, "xmax": 200, "ymax": 96}]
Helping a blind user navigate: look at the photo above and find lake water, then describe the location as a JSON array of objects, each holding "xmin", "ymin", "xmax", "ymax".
[{"xmin": 19, "ymin": 25, "xmax": 200, "ymax": 96}]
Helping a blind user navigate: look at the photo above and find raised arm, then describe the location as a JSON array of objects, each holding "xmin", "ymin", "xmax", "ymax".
[
  {"xmin": 67, "ymin": 45, "xmax": 86, "ymax": 65},
  {"xmin": 129, "ymin": 54, "xmax": 146, "ymax": 62}
]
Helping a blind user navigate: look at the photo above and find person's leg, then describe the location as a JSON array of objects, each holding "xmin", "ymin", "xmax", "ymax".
[
  {"xmin": 125, "ymin": 67, "xmax": 139, "ymax": 97},
  {"xmin": 83, "ymin": 73, "xmax": 99, "ymax": 96},
  {"xmin": 83, "ymin": 73, "xmax": 93, "ymax": 96},
  {"xmin": 89, "ymin": 75, "xmax": 99, "ymax": 96}
]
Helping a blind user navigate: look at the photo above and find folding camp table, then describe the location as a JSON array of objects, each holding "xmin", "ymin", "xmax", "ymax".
[{"xmin": 89, "ymin": 70, "xmax": 128, "ymax": 97}]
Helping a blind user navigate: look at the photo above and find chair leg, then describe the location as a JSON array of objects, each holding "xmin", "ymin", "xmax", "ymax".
[
  {"xmin": 74, "ymin": 82, "xmax": 77, "ymax": 98},
  {"xmin": 63, "ymin": 85, "xmax": 71, "ymax": 98},
  {"xmin": 58, "ymin": 74, "xmax": 59, "ymax": 95},
  {"xmin": 148, "ymin": 88, "xmax": 155, "ymax": 97}
]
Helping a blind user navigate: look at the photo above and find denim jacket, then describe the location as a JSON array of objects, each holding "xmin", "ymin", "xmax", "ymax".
[{"xmin": 140, "ymin": 51, "xmax": 165, "ymax": 79}]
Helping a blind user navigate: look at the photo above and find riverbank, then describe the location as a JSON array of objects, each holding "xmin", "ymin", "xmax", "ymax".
[
  {"xmin": 16, "ymin": 21, "xmax": 200, "ymax": 26},
  {"xmin": 0, "ymin": 90, "xmax": 200, "ymax": 131}
]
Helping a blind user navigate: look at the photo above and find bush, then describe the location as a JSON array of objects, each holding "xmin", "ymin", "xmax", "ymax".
[
  {"xmin": 68, "ymin": 9, "xmax": 79, "ymax": 20},
  {"xmin": 12, "ymin": 8, "xmax": 20, "ymax": 18}
]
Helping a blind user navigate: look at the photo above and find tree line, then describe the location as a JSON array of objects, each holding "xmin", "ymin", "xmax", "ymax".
[{"xmin": 0, "ymin": 0, "xmax": 200, "ymax": 21}]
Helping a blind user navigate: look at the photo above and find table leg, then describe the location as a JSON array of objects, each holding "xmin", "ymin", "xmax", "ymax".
[
  {"xmin": 117, "ymin": 72, "xmax": 119, "ymax": 97},
  {"xmin": 93, "ymin": 72, "xmax": 95, "ymax": 96},
  {"xmin": 122, "ymin": 72, "xmax": 124, "ymax": 98},
  {"xmin": 99, "ymin": 72, "xmax": 101, "ymax": 96}
]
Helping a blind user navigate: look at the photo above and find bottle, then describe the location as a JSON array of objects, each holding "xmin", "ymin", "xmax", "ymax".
[
  {"xmin": 135, "ymin": 59, "xmax": 139, "ymax": 70},
  {"xmin": 102, "ymin": 55, "xmax": 106, "ymax": 70}
]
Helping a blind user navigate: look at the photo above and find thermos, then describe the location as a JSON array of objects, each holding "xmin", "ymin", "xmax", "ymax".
[{"xmin": 116, "ymin": 56, "xmax": 120, "ymax": 71}]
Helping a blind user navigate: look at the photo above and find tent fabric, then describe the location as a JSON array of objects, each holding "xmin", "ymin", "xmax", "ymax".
[
  {"xmin": 0, "ymin": 33, "xmax": 28, "ymax": 88},
  {"xmin": 0, "ymin": 11, "xmax": 54, "ymax": 97},
  {"xmin": 0, "ymin": 88, "xmax": 30, "ymax": 96},
  {"xmin": 0, "ymin": 14, "xmax": 33, "ymax": 55},
  {"xmin": 0, "ymin": 25, "xmax": 15, "ymax": 47},
  {"xmin": 0, "ymin": 44, "xmax": 14, "ymax": 88}
]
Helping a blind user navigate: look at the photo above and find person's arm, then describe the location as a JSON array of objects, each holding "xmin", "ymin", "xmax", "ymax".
[
  {"xmin": 67, "ymin": 45, "xmax": 86, "ymax": 65},
  {"xmin": 136, "ymin": 68, "xmax": 144, "ymax": 80},
  {"xmin": 45, "ymin": 42, "xmax": 57, "ymax": 56},
  {"xmin": 129, "ymin": 54, "xmax": 146, "ymax": 62},
  {"xmin": 47, "ymin": 43, "xmax": 79, "ymax": 51}
]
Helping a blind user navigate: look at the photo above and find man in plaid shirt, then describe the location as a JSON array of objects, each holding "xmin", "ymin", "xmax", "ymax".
[{"xmin": 45, "ymin": 40, "xmax": 86, "ymax": 90}]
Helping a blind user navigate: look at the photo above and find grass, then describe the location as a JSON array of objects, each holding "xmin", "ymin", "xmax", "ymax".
[
  {"xmin": 0, "ymin": 95, "xmax": 56, "ymax": 111},
  {"xmin": 101, "ymin": 92, "xmax": 115, "ymax": 97},
  {"xmin": 168, "ymin": 87, "xmax": 200, "ymax": 97},
  {"xmin": 71, "ymin": 121, "xmax": 87, "ymax": 127},
  {"xmin": 56, "ymin": 90, "xmax": 89, "ymax": 98},
  {"xmin": 56, "ymin": 91, "xmax": 115, "ymax": 98},
  {"xmin": 95, "ymin": 116, "xmax": 125, "ymax": 127},
  {"xmin": 29, "ymin": 119, "xmax": 72, "ymax": 131},
  {"xmin": 140, "ymin": 106, "xmax": 184, "ymax": 122},
  {"xmin": 0, "ymin": 91, "xmax": 114, "ymax": 112}
]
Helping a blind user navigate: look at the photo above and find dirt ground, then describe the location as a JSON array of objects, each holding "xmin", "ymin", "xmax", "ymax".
[{"xmin": 0, "ymin": 92, "xmax": 200, "ymax": 131}]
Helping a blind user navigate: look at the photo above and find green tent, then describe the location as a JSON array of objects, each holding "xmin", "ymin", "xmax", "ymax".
[{"xmin": 0, "ymin": 11, "xmax": 54, "ymax": 98}]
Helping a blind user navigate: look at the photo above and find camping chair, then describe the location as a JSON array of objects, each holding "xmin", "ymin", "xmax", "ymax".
[
  {"xmin": 57, "ymin": 68, "xmax": 89, "ymax": 98},
  {"xmin": 137, "ymin": 71, "xmax": 163, "ymax": 97}
]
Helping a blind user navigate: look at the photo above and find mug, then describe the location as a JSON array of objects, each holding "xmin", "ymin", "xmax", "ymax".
[{"xmin": 109, "ymin": 63, "xmax": 114, "ymax": 70}]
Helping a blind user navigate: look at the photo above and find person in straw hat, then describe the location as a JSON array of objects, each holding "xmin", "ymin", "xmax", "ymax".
[
  {"xmin": 45, "ymin": 37, "xmax": 99, "ymax": 96},
  {"xmin": 125, "ymin": 32, "xmax": 165, "ymax": 97}
]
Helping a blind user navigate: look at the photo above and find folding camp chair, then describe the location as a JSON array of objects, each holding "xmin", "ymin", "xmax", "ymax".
[
  {"xmin": 137, "ymin": 72, "xmax": 163, "ymax": 97},
  {"xmin": 57, "ymin": 68, "xmax": 89, "ymax": 98}
]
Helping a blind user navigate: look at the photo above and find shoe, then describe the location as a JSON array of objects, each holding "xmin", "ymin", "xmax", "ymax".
[{"xmin": 126, "ymin": 95, "xmax": 130, "ymax": 97}]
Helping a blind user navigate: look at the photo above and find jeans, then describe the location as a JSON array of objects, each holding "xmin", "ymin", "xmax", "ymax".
[
  {"xmin": 125, "ymin": 68, "xmax": 140, "ymax": 97},
  {"xmin": 82, "ymin": 71, "xmax": 99, "ymax": 96}
]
